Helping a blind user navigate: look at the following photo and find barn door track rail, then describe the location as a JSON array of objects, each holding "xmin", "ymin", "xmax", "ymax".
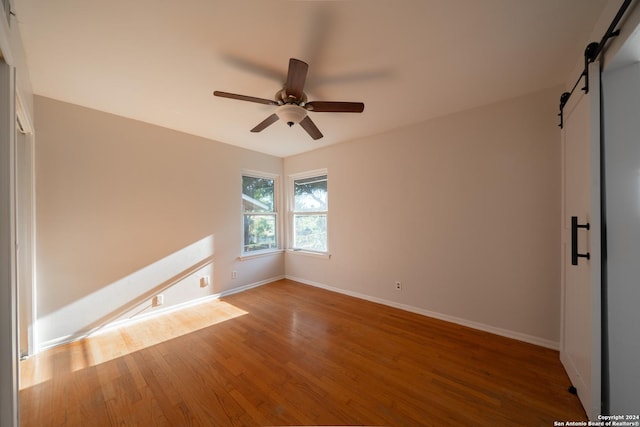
[{"xmin": 558, "ymin": 0, "xmax": 634, "ymax": 128}]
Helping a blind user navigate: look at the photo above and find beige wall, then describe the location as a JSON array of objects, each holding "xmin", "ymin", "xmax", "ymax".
[
  {"xmin": 36, "ymin": 86, "xmax": 562, "ymax": 349},
  {"xmin": 35, "ymin": 96, "xmax": 284, "ymax": 348},
  {"xmin": 285, "ymin": 86, "xmax": 562, "ymax": 348}
]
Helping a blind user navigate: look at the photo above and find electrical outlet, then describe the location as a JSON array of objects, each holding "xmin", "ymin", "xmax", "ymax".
[
  {"xmin": 154, "ymin": 294, "xmax": 164, "ymax": 306},
  {"xmin": 395, "ymin": 281, "xmax": 402, "ymax": 291},
  {"xmin": 200, "ymin": 275, "xmax": 210, "ymax": 288},
  {"xmin": 232, "ymin": 270, "xmax": 238, "ymax": 279}
]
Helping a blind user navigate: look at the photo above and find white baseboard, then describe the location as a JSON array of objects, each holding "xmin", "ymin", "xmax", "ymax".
[
  {"xmin": 285, "ymin": 275, "xmax": 559, "ymax": 350},
  {"xmin": 37, "ymin": 275, "xmax": 284, "ymax": 352},
  {"xmin": 37, "ymin": 274, "xmax": 558, "ymax": 353}
]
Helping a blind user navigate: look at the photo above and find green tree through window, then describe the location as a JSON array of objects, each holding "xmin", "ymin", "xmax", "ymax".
[
  {"xmin": 242, "ymin": 174, "xmax": 277, "ymax": 253},
  {"xmin": 292, "ymin": 174, "xmax": 327, "ymax": 252}
]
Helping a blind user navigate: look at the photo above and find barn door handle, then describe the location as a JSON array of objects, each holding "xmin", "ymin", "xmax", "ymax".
[{"xmin": 571, "ymin": 216, "xmax": 590, "ymax": 266}]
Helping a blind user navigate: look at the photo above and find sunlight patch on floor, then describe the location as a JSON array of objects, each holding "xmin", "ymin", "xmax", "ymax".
[{"xmin": 19, "ymin": 299, "xmax": 247, "ymax": 389}]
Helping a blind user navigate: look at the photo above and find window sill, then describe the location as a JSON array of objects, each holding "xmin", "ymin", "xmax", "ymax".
[
  {"xmin": 238, "ymin": 249, "xmax": 284, "ymax": 261},
  {"xmin": 286, "ymin": 249, "xmax": 331, "ymax": 260}
]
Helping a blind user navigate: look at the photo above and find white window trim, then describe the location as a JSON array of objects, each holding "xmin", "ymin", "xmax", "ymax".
[
  {"xmin": 286, "ymin": 248, "xmax": 331, "ymax": 259},
  {"xmin": 238, "ymin": 248, "xmax": 284, "ymax": 261},
  {"xmin": 287, "ymin": 168, "xmax": 329, "ymax": 255},
  {"xmin": 241, "ymin": 169, "xmax": 281, "ymax": 256}
]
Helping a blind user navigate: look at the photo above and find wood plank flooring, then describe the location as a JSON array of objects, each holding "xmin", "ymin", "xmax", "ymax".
[{"xmin": 20, "ymin": 279, "xmax": 586, "ymax": 426}]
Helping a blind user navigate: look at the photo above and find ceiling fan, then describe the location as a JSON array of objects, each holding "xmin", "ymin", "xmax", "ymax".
[{"xmin": 214, "ymin": 58, "xmax": 364, "ymax": 140}]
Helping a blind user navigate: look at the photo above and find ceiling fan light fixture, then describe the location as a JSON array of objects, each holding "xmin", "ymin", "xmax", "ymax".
[{"xmin": 276, "ymin": 104, "xmax": 307, "ymax": 127}]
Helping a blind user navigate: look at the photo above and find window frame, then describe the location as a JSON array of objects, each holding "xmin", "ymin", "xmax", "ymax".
[
  {"xmin": 241, "ymin": 170, "xmax": 281, "ymax": 256},
  {"xmin": 288, "ymin": 169, "xmax": 329, "ymax": 255}
]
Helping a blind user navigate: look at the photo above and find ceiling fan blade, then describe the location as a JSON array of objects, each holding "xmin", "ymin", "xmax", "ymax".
[
  {"xmin": 299, "ymin": 116, "xmax": 323, "ymax": 140},
  {"xmin": 305, "ymin": 101, "xmax": 364, "ymax": 113},
  {"xmin": 251, "ymin": 113, "xmax": 279, "ymax": 133},
  {"xmin": 285, "ymin": 58, "xmax": 309, "ymax": 100},
  {"xmin": 213, "ymin": 91, "xmax": 277, "ymax": 106}
]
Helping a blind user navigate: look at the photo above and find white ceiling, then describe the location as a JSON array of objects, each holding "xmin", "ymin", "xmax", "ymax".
[{"xmin": 14, "ymin": 0, "xmax": 608, "ymax": 157}]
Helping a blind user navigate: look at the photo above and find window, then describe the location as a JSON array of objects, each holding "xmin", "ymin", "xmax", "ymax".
[
  {"xmin": 242, "ymin": 173, "xmax": 278, "ymax": 253},
  {"xmin": 290, "ymin": 171, "xmax": 328, "ymax": 252}
]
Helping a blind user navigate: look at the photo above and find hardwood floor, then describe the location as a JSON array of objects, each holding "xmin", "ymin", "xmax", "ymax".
[{"xmin": 20, "ymin": 279, "xmax": 586, "ymax": 426}]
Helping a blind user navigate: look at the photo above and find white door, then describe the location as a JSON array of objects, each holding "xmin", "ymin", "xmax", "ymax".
[{"xmin": 560, "ymin": 61, "xmax": 602, "ymax": 419}]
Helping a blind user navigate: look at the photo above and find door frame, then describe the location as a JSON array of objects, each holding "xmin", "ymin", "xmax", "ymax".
[
  {"xmin": 0, "ymin": 57, "xmax": 19, "ymax": 427},
  {"xmin": 15, "ymin": 89, "xmax": 36, "ymax": 358}
]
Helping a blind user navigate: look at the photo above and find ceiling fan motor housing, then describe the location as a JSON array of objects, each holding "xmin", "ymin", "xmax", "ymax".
[{"xmin": 276, "ymin": 104, "xmax": 307, "ymax": 127}]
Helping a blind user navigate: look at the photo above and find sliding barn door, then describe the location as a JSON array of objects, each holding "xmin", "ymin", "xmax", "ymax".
[{"xmin": 560, "ymin": 61, "xmax": 602, "ymax": 419}]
